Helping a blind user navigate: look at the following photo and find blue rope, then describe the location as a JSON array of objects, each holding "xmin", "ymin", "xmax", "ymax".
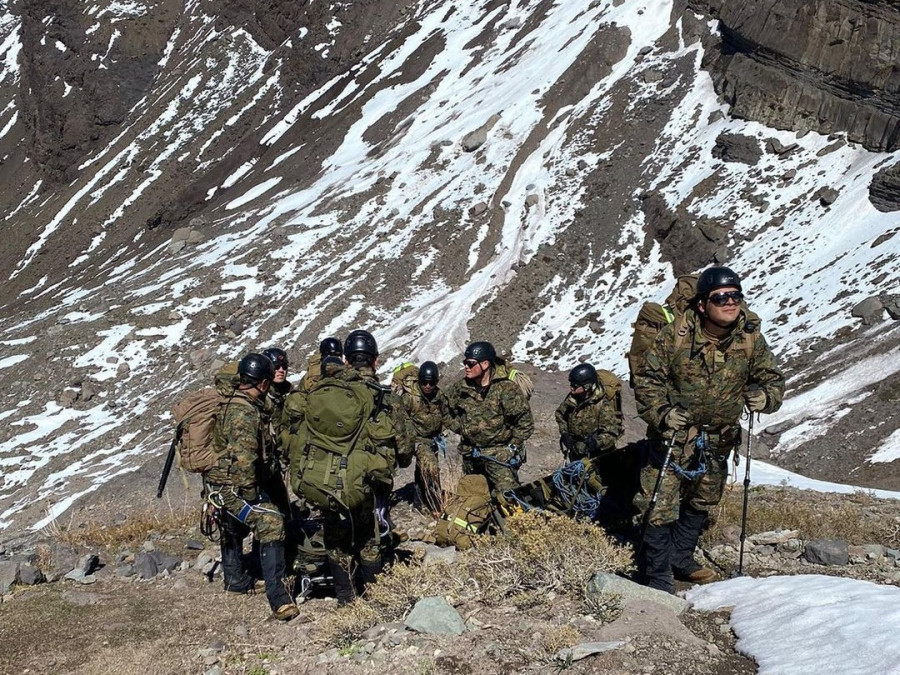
[{"xmin": 550, "ymin": 461, "xmax": 604, "ymax": 520}]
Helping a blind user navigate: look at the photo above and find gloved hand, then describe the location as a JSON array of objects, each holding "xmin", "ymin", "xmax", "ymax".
[
  {"xmin": 744, "ymin": 389, "xmax": 768, "ymax": 412},
  {"xmin": 560, "ymin": 432, "xmax": 575, "ymax": 452},
  {"xmin": 585, "ymin": 434, "xmax": 598, "ymax": 455},
  {"xmin": 663, "ymin": 407, "xmax": 690, "ymax": 430},
  {"xmin": 509, "ymin": 443, "xmax": 525, "ymax": 467}
]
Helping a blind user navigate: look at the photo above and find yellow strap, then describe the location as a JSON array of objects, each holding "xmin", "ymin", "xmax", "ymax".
[
  {"xmin": 662, "ymin": 305, "xmax": 675, "ymax": 323},
  {"xmin": 440, "ymin": 514, "xmax": 479, "ymax": 533}
]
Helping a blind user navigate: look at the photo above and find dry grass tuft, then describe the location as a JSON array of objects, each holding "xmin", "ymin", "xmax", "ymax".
[
  {"xmin": 707, "ymin": 487, "xmax": 899, "ymax": 546},
  {"xmin": 55, "ymin": 508, "xmax": 196, "ymax": 549},
  {"xmin": 316, "ymin": 511, "xmax": 632, "ymax": 645},
  {"xmin": 535, "ymin": 624, "xmax": 582, "ymax": 663}
]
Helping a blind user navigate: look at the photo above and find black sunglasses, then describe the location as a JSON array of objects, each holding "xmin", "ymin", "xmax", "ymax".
[
  {"xmin": 462, "ymin": 359, "xmax": 481, "ymax": 367},
  {"xmin": 708, "ymin": 290, "xmax": 744, "ymax": 306}
]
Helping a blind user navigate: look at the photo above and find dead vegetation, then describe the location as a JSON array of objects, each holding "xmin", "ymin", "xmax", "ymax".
[
  {"xmin": 49, "ymin": 506, "xmax": 196, "ymax": 550},
  {"xmin": 708, "ymin": 486, "xmax": 900, "ymax": 547},
  {"xmin": 317, "ymin": 511, "xmax": 633, "ymax": 645}
]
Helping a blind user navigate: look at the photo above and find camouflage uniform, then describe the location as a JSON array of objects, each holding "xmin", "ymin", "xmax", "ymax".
[
  {"xmin": 286, "ymin": 363, "xmax": 403, "ymax": 603},
  {"xmin": 400, "ymin": 382, "xmax": 449, "ymax": 512},
  {"xmin": 267, "ymin": 379, "xmax": 293, "ymax": 448},
  {"xmin": 555, "ymin": 386, "xmax": 624, "ymax": 463},
  {"xmin": 633, "ymin": 307, "xmax": 784, "ymax": 590},
  {"xmin": 204, "ymin": 387, "xmax": 294, "ymax": 611},
  {"xmin": 445, "ymin": 373, "xmax": 534, "ymax": 493}
]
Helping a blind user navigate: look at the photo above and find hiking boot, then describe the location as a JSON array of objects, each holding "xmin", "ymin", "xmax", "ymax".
[
  {"xmin": 679, "ymin": 567, "xmax": 718, "ymax": 584},
  {"xmin": 274, "ymin": 603, "xmax": 300, "ymax": 621},
  {"xmin": 226, "ymin": 578, "xmax": 266, "ymax": 594}
]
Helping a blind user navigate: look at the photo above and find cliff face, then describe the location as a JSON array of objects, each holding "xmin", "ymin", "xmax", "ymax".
[{"xmin": 692, "ymin": 0, "xmax": 900, "ymax": 152}]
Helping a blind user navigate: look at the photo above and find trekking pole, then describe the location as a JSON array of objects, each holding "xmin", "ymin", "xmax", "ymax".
[
  {"xmin": 156, "ymin": 433, "xmax": 178, "ymax": 498},
  {"xmin": 736, "ymin": 410, "xmax": 754, "ymax": 576},
  {"xmin": 635, "ymin": 435, "xmax": 677, "ymax": 561}
]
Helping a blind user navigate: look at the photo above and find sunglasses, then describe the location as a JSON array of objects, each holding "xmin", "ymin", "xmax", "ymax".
[
  {"xmin": 462, "ymin": 359, "xmax": 481, "ymax": 368},
  {"xmin": 708, "ymin": 290, "xmax": 744, "ymax": 306},
  {"xmin": 273, "ymin": 364, "xmax": 288, "ymax": 371}
]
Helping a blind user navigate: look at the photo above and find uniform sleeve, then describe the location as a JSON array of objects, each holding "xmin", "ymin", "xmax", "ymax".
[
  {"xmin": 390, "ymin": 393, "xmax": 415, "ymax": 468},
  {"xmin": 502, "ymin": 382, "xmax": 534, "ymax": 447},
  {"xmin": 442, "ymin": 385, "xmax": 462, "ymax": 435},
  {"xmin": 633, "ymin": 328, "xmax": 676, "ymax": 433},
  {"xmin": 593, "ymin": 399, "xmax": 622, "ymax": 450},
  {"xmin": 555, "ymin": 400, "xmax": 569, "ymax": 435},
  {"xmin": 749, "ymin": 333, "xmax": 785, "ymax": 414},
  {"xmin": 222, "ymin": 404, "xmax": 262, "ymax": 488}
]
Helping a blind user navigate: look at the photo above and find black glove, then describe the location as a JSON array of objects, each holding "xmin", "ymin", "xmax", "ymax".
[
  {"xmin": 560, "ymin": 432, "xmax": 575, "ymax": 452},
  {"xmin": 585, "ymin": 434, "xmax": 598, "ymax": 455}
]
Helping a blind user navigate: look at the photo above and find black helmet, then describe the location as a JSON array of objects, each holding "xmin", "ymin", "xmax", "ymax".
[
  {"xmin": 697, "ymin": 266, "xmax": 742, "ymax": 298},
  {"xmin": 319, "ymin": 337, "xmax": 343, "ymax": 358},
  {"xmin": 238, "ymin": 352, "xmax": 275, "ymax": 383},
  {"xmin": 569, "ymin": 363, "xmax": 598, "ymax": 388},
  {"xmin": 344, "ymin": 329, "xmax": 378, "ymax": 358},
  {"xmin": 419, "ymin": 361, "xmax": 439, "ymax": 385},
  {"xmin": 262, "ymin": 347, "xmax": 288, "ymax": 370},
  {"xmin": 464, "ymin": 341, "xmax": 496, "ymax": 364}
]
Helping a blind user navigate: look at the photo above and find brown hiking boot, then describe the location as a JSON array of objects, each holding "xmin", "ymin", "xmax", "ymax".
[
  {"xmin": 684, "ymin": 567, "xmax": 718, "ymax": 584},
  {"xmin": 274, "ymin": 603, "xmax": 300, "ymax": 621}
]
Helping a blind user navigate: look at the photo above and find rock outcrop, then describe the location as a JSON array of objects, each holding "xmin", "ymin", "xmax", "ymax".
[
  {"xmin": 869, "ymin": 161, "xmax": 900, "ymax": 212},
  {"xmin": 692, "ymin": 0, "xmax": 900, "ymax": 152}
]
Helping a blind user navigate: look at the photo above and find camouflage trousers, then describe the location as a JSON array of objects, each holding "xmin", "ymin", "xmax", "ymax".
[
  {"xmin": 634, "ymin": 441, "xmax": 732, "ymax": 527},
  {"xmin": 462, "ymin": 445, "xmax": 521, "ymax": 494},
  {"xmin": 414, "ymin": 437, "xmax": 443, "ymax": 514},
  {"xmin": 208, "ymin": 484, "xmax": 285, "ymax": 544},
  {"xmin": 321, "ymin": 501, "xmax": 381, "ymax": 566}
]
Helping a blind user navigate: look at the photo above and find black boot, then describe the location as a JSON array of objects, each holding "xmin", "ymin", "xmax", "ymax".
[
  {"xmin": 640, "ymin": 524, "xmax": 675, "ymax": 594},
  {"xmin": 671, "ymin": 506, "xmax": 718, "ymax": 582},
  {"xmin": 328, "ymin": 555, "xmax": 356, "ymax": 606},
  {"xmin": 260, "ymin": 541, "xmax": 298, "ymax": 620},
  {"xmin": 220, "ymin": 527, "xmax": 253, "ymax": 593},
  {"xmin": 670, "ymin": 506, "xmax": 707, "ymax": 578},
  {"xmin": 359, "ymin": 554, "xmax": 383, "ymax": 594}
]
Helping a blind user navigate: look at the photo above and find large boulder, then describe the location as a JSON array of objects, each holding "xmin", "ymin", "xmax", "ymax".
[
  {"xmin": 803, "ymin": 539, "xmax": 849, "ymax": 566},
  {"xmin": 869, "ymin": 161, "xmax": 900, "ymax": 212},
  {"xmin": 404, "ymin": 597, "xmax": 466, "ymax": 635},
  {"xmin": 586, "ymin": 572, "xmax": 688, "ymax": 615}
]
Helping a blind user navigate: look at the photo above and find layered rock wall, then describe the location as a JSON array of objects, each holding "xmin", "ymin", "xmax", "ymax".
[{"xmin": 691, "ymin": 0, "xmax": 900, "ymax": 151}]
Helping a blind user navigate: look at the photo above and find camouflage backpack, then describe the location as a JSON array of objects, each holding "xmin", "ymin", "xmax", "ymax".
[
  {"xmin": 626, "ymin": 274, "xmax": 761, "ymax": 385},
  {"xmin": 288, "ymin": 375, "xmax": 392, "ymax": 511},
  {"xmin": 596, "ymin": 368, "xmax": 624, "ymax": 421},
  {"xmin": 495, "ymin": 358, "xmax": 535, "ymax": 400},
  {"xmin": 435, "ymin": 474, "xmax": 495, "ymax": 550},
  {"xmin": 390, "ymin": 362, "xmax": 419, "ymax": 396},
  {"xmin": 296, "ymin": 352, "xmax": 323, "ymax": 393}
]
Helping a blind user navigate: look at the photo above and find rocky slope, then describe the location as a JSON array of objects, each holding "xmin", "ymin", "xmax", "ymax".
[{"xmin": 0, "ymin": 0, "xmax": 897, "ymax": 537}]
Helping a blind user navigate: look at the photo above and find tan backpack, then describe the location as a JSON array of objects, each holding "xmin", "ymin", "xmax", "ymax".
[
  {"xmin": 390, "ymin": 362, "xmax": 419, "ymax": 396},
  {"xmin": 172, "ymin": 390, "xmax": 246, "ymax": 473},
  {"xmin": 435, "ymin": 474, "xmax": 495, "ymax": 549},
  {"xmin": 495, "ymin": 358, "xmax": 534, "ymax": 400}
]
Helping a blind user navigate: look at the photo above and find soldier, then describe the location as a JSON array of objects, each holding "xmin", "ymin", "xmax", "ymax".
[
  {"xmin": 445, "ymin": 341, "xmax": 534, "ymax": 493},
  {"xmin": 262, "ymin": 347, "xmax": 292, "ymax": 445},
  {"xmin": 399, "ymin": 361, "xmax": 449, "ymax": 514},
  {"xmin": 297, "ymin": 337, "xmax": 343, "ymax": 394},
  {"xmin": 288, "ymin": 330, "xmax": 403, "ymax": 604},
  {"xmin": 633, "ymin": 266, "xmax": 784, "ymax": 592},
  {"xmin": 556, "ymin": 363, "xmax": 624, "ymax": 473},
  {"xmin": 204, "ymin": 353, "xmax": 299, "ymax": 621}
]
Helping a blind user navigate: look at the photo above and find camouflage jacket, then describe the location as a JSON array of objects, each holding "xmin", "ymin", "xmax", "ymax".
[
  {"xmin": 267, "ymin": 379, "xmax": 293, "ymax": 443},
  {"xmin": 634, "ymin": 308, "xmax": 785, "ymax": 438},
  {"xmin": 445, "ymin": 372, "xmax": 534, "ymax": 451},
  {"xmin": 555, "ymin": 386, "xmax": 623, "ymax": 453},
  {"xmin": 205, "ymin": 389, "xmax": 275, "ymax": 489},
  {"xmin": 400, "ymin": 383, "xmax": 449, "ymax": 440}
]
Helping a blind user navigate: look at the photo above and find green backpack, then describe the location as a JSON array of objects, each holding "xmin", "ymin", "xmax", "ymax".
[{"xmin": 289, "ymin": 375, "xmax": 391, "ymax": 511}]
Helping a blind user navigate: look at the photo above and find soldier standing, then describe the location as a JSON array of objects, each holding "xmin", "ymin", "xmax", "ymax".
[
  {"xmin": 204, "ymin": 353, "xmax": 299, "ymax": 621},
  {"xmin": 633, "ymin": 266, "xmax": 784, "ymax": 592},
  {"xmin": 445, "ymin": 341, "xmax": 534, "ymax": 493},
  {"xmin": 297, "ymin": 337, "xmax": 343, "ymax": 394},
  {"xmin": 288, "ymin": 330, "xmax": 403, "ymax": 604},
  {"xmin": 399, "ymin": 361, "xmax": 449, "ymax": 514},
  {"xmin": 556, "ymin": 363, "xmax": 624, "ymax": 471},
  {"xmin": 262, "ymin": 347, "xmax": 292, "ymax": 445}
]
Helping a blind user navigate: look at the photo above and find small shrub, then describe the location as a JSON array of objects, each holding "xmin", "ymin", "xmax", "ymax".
[
  {"xmin": 55, "ymin": 509, "xmax": 196, "ymax": 549},
  {"xmin": 317, "ymin": 600, "xmax": 379, "ymax": 648},
  {"xmin": 582, "ymin": 591, "xmax": 624, "ymax": 624},
  {"xmin": 535, "ymin": 624, "xmax": 582, "ymax": 663}
]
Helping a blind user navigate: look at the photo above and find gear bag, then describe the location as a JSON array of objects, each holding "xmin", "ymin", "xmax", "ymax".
[
  {"xmin": 172, "ymin": 390, "xmax": 249, "ymax": 473},
  {"xmin": 495, "ymin": 358, "xmax": 535, "ymax": 400},
  {"xmin": 626, "ymin": 274, "xmax": 760, "ymax": 385},
  {"xmin": 435, "ymin": 474, "xmax": 495, "ymax": 550},
  {"xmin": 390, "ymin": 362, "xmax": 419, "ymax": 396},
  {"xmin": 289, "ymin": 376, "xmax": 391, "ymax": 511}
]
